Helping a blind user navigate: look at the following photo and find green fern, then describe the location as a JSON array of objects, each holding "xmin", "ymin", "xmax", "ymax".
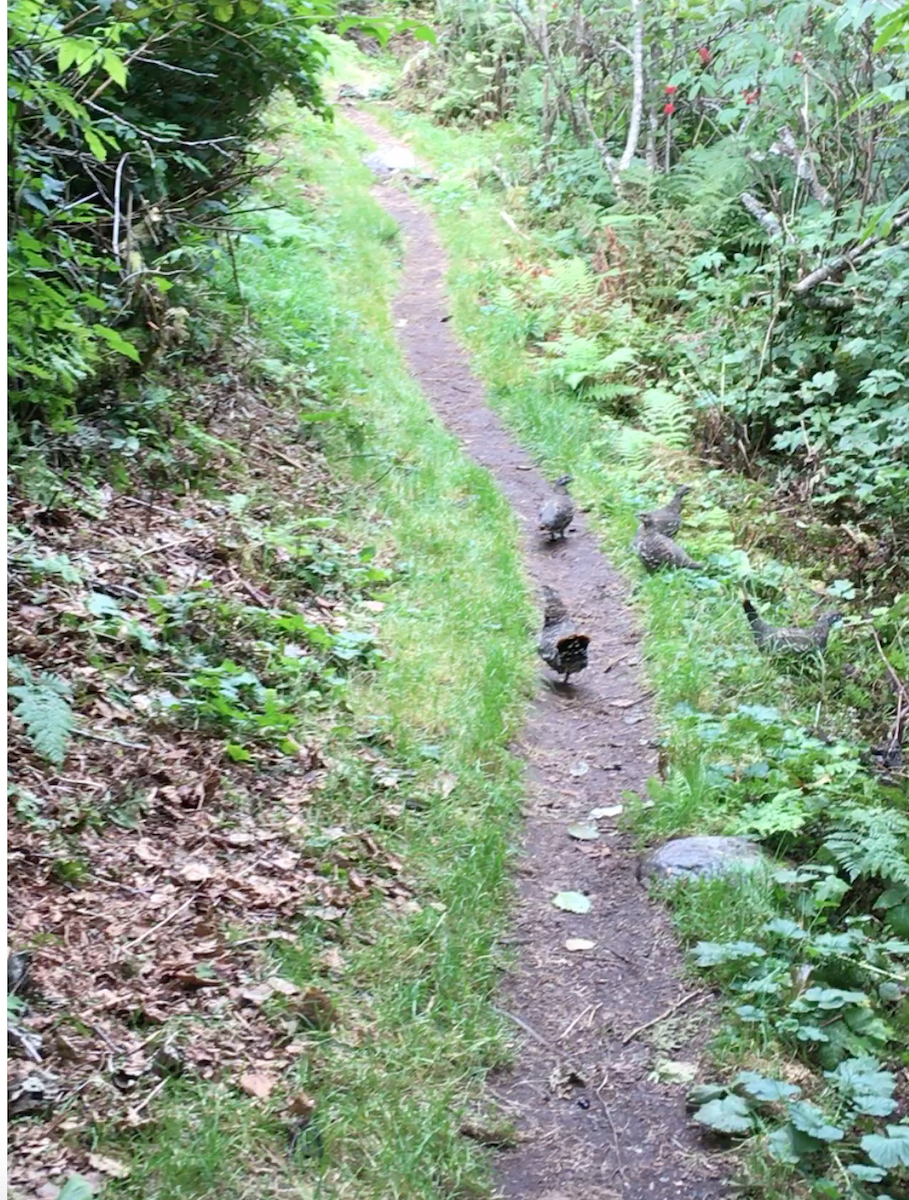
[
  {"xmin": 536, "ymin": 256, "xmax": 598, "ymax": 307},
  {"xmin": 640, "ymin": 387, "xmax": 694, "ymax": 449},
  {"xmin": 8, "ymin": 658, "xmax": 74, "ymax": 766},
  {"xmin": 824, "ymin": 806, "xmax": 909, "ymax": 886},
  {"xmin": 614, "ymin": 425, "xmax": 658, "ymax": 475}
]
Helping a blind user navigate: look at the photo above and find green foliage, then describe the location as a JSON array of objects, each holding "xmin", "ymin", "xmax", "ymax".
[
  {"xmin": 8, "ymin": 659, "xmax": 74, "ymax": 765},
  {"xmin": 690, "ymin": 1058, "xmax": 909, "ymax": 1191},
  {"xmin": 420, "ymin": 0, "xmax": 909, "ymax": 551},
  {"xmin": 8, "ymin": 0, "xmax": 333, "ymax": 426}
]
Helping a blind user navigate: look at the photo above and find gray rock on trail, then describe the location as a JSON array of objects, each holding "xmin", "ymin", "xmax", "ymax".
[
  {"xmin": 363, "ymin": 147, "xmax": 417, "ymax": 175},
  {"xmin": 640, "ymin": 836, "xmax": 765, "ymax": 881}
]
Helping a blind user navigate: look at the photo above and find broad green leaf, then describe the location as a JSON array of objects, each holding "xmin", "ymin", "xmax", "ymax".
[
  {"xmin": 102, "ymin": 49, "xmax": 127, "ymax": 88},
  {"xmin": 766, "ymin": 1126, "xmax": 802, "ymax": 1164},
  {"xmin": 860, "ymin": 1125, "xmax": 909, "ymax": 1170},
  {"xmin": 59, "ymin": 1177, "xmax": 95, "ymax": 1200},
  {"xmin": 57, "ymin": 39, "xmax": 82, "ymax": 73},
  {"xmin": 692, "ymin": 940, "xmax": 766, "ymax": 966},
  {"xmin": 787, "ymin": 1101, "xmax": 845, "ymax": 1142},
  {"xmin": 693, "ymin": 1094, "xmax": 754, "ymax": 1135},
  {"xmin": 736, "ymin": 1071, "xmax": 801, "ymax": 1102},
  {"xmin": 91, "ymin": 324, "xmax": 141, "ymax": 362},
  {"xmin": 83, "ymin": 128, "xmax": 109, "ymax": 162}
]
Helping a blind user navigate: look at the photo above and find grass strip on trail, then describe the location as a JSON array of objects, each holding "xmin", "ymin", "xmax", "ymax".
[
  {"xmin": 8, "ymin": 91, "xmax": 533, "ymax": 1200},
  {"xmin": 353, "ymin": 85, "xmax": 909, "ymax": 1200}
]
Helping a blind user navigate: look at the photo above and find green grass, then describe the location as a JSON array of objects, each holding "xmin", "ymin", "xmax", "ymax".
[
  {"xmin": 96, "ymin": 93, "xmax": 534, "ymax": 1200},
  {"xmin": 326, "ymin": 66, "xmax": 909, "ymax": 1200}
]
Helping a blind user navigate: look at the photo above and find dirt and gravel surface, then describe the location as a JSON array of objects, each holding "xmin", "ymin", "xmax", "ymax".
[{"xmin": 347, "ymin": 105, "xmax": 728, "ymax": 1200}]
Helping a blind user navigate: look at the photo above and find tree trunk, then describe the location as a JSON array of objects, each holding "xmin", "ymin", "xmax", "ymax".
[{"xmin": 618, "ymin": 0, "xmax": 645, "ymax": 169}]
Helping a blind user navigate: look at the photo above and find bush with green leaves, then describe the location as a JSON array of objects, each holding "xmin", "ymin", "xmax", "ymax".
[
  {"xmin": 8, "ymin": 0, "xmax": 334, "ymax": 427},
  {"xmin": 419, "ymin": 0, "xmax": 909, "ymax": 552}
]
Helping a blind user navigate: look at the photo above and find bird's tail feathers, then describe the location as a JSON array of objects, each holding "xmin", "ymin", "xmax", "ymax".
[
  {"xmin": 556, "ymin": 633, "xmax": 590, "ymax": 654},
  {"xmin": 741, "ymin": 597, "xmax": 760, "ymax": 623}
]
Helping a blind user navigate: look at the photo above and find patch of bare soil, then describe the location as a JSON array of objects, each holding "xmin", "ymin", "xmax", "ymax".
[{"xmin": 347, "ymin": 106, "xmax": 728, "ymax": 1200}]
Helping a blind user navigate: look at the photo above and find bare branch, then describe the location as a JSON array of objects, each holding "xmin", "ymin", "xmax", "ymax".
[
  {"xmin": 769, "ymin": 125, "xmax": 832, "ymax": 206},
  {"xmin": 792, "ymin": 207, "xmax": 909, "ymax": 297},
  {"xmin": 740, "ymin": 192, "xmax": 786, "ymax": 241}
]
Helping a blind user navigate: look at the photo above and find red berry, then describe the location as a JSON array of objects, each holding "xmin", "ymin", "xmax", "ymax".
[
  {"xmin": 664, "ymin": 102, "xmax": 675, "ymax": 114},
  {"xmin": 697, "ymin": 46, "xmax": 712, "ymax": 65},
  {"xmin": 664, "ymin": 84, "xmax": 677, "ymax": 95}
]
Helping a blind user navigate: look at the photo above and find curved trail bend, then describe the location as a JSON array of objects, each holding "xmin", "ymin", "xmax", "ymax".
[{"xmin": 347, "ymin": 108, "xmax": 727, "ymax": 1200}]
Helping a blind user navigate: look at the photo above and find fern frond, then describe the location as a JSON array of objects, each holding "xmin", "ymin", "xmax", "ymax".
[
  {"xmin": 614, "ymin": 426, "xmax": 658, "ymax": 476},
  {"xmin": 536, "ymin": 257, "xmax": 598, "ymax": 307},
  {"xmin": 824, "ymin": 807, "xmax": 909, "ymax": 886},
  {"xmin": 8, "ymin": 658, "xmax": 74, "ymax": 766},
  {"xmin": 640, "ymin": 387, "xmax": 694, "ymax": 449}
]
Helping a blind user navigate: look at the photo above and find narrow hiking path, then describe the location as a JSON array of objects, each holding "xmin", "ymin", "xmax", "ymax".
[{"xmin": 346, "ymin": 107, "xmax": 728, "ymax": 1200}]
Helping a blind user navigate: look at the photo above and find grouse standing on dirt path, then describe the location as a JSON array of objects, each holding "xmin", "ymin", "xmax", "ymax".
[
  {"xmin": 633, "ymin": 513, "xmax": 703, "ymax": 571},
  {"xmin": 742, "ymin": 599, "xmax": 843, "ymax": 654},
  {"xmin": 538, "ymin": 475, "xmax": 574, "ymax": 540},
  {"xmin": 537, "ymin": 586, "xmax": 590, "ymax": 684},
  {"xmin": 640, "ymin": 485, "xmax": 692, "ymax": 537}
]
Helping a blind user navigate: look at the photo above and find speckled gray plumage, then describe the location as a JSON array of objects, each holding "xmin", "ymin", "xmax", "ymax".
[
  {"xmin": 743, "ymin": 599, "xmax": 842, "ymax": 654},
  {"xmin": 538, "ymin": 475, "xmax": 574, "ymax": 540},
  {"xmin": 639, "ymin": 485, "xmax": 692, "ymax": 537},
  {"xmin": 632, "ymin": 514, "xmax": 703, "ymax": 571}
]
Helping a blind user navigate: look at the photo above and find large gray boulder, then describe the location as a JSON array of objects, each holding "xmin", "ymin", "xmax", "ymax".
[{"xmin": 640, "ymin": 836, "xmax": 765, "ymax": 881}]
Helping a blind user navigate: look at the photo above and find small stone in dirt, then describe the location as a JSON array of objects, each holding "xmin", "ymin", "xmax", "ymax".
[
  {"xmin": 567, "ymin": 823, "xmax": 599, "ymax": 841},
  {"xmin": 589, "ymin": 804, "xmax": 623, "ymax": 820},
  {"xmin": 564, "ymin": 938, "xmax": 596, "ymax": 952},
  {"xmin": 640, "ymin": 836, "xmax": 765, "ymax": 881},
  {"xmin": 363, "ymin": 147, "xmax": 416, "ymax": 175}
]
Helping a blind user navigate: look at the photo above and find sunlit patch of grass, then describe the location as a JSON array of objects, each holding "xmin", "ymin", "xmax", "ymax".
[{"xmin": 99, "ymin": 75, "xmax": 534, "ymax": 1200}]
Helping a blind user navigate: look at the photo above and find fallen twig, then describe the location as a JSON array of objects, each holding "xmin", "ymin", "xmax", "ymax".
[
  {"xmin": 493, "ymin": 1005, "xmax": 552, "ymax": 1051},
  {"xmin": 123, "ymin": 896, "xmax": 196, "ymax": 951},
  {"xmin": 596, "ymin": 1070, "xmax": 628, "ymax": 1187},
  {"xmin": 621, "ymin": 989, "xmax": 707, "ymax": 1045},
  {"xmin": 125, "ymin": 1077, "xmax": 168, "ymax": 1122},
  {"xmin": 73, "ymin": 728, "xmax": 151, "ymax": 751}
]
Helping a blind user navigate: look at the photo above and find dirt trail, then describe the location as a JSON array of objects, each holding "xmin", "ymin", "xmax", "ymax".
[{"xmin": 346, "ymin": 107, "xmax": 727, "ymax": 1200}]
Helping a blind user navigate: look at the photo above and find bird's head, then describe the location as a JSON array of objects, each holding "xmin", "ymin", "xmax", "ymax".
[
  {"xmin": 636, "ymin": 512, "xmax": 656, "ymax": 529},
  {"xmin": 674, "ymin": 484, "xmax": 693, "ymax": 499},
  {"xmin": 820, "ymin": 610, "xmax": 844, "ymax": 629},
  {"xmin": 555, "ymin": 474, "xmax": 573, "ymax": 488}
]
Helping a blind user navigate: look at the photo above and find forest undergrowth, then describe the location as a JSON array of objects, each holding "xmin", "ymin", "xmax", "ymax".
[
  {"xmin": 344, "ymin": 34, "xmax": 909, "ymax": 1199},
  {"xmin": 8, "ymin": 84, "xmax": 535, "ymax": 1200},
  {"xmin": 7, "ymin": 2, "xmax": 909, "ymax": 1197}
]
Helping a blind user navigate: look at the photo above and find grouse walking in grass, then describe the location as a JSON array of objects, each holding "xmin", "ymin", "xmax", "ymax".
[
  {"xmin": 633, "ymin": 513, "xmax": 703, "ymax": 571},
  {"xmin": 537, "ymin": 586, "xmax": 590, "ymax": 684},
  {"xmin": 539, "ymin": 475, "xmax": 574, "ymax": 540},
  {"xmin": 742, "ymin": 599, "xmax": 842, "ymax": 655},
  {"xmin": 640, "ymin": 485, "xmax": 692, "ymax": 537}
]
